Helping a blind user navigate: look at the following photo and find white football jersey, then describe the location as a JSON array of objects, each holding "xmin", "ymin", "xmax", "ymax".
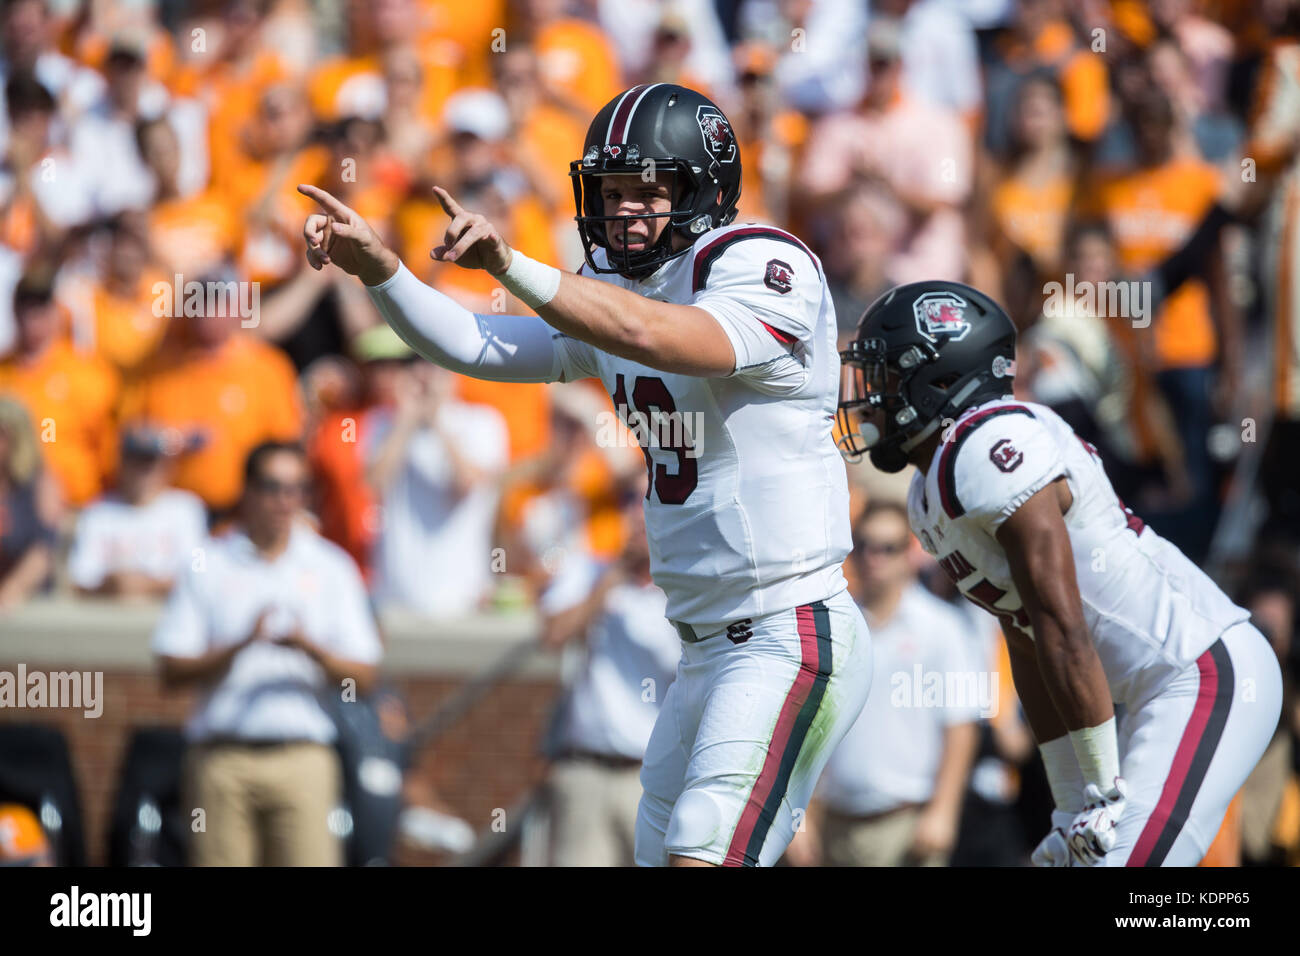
[
  {"xmin": 555, "ymin": 223, "xmax": 850, "ymax": 631},
  {"xmin": 907, "ymin": 398, "xmax": 1249, "ymax": 706}
]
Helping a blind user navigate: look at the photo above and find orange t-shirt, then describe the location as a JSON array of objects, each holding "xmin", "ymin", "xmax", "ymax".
[
  {"xmin": 1096, "ymin": 158, "xmax": 1223, "ymax": 369},
  {"xmin": 0, "ymin": 339, "xmax": 120, "ymax": 507},
  {"xmin": 118, "ymin": 336, "xmax": 304, "ymax": 510},
  {"xmin": 501, "ymin": 444, "xmax": 625, "ymax": 562},
  {"xmin": 308, "ymin": 42, "xmax": 460, "ymax": 125},
  {"xmin": 991, "ymin": 172, "xmax": 1074, "ymax": 274},
  {"xmin": 422, "ymin": 0, "xmax": 506, "ymax": 88},
  {"xmin": 222, "ymin": 146, "xmax": 331, "ymax": 288},
  {"xmin": 308, "ymin": 406, "xmax": 377, "ymax": 580},
  {"xmin": 535, "ymin": 19, "xmax": 621, "ymax": 116},
  {"xmin": 149, "ymin": 189, "xmax": 242, "ymax": 277},
  {"xmin": 737, "ymin": 111, "xmax": 808, "ymax": 225},
  {"xmin": 394, "ymin": 195, "xmax": 558, "ymax": 460},
  {"xmin": 999, "ymin": 21, "xmax": 1110, "ymax": 142},
  {"xmin": 517, "ymin": 103, "xmax": 588, "ymax": 213},
  {"xmin": 84, "ymin": 273, "xmax": 174, "ymax": 375},
  {"xmin": 186, "ymin": 52, "xmax": 293, "ymax": 193}
]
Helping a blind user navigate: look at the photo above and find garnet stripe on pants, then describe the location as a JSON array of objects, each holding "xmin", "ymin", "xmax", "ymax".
[
  {"xmin": 1127, "ymin": 639, "xmax": 1234, "ymax": 866},
  {"xmin": 722, "ymin": 601, "xmax": 833, "ymax": 867}
]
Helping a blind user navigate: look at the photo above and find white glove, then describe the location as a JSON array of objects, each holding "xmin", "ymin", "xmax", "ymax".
[
  {"xmin": 1031, "ymin": 809, "xmax": 1076, "ymax": 867},
  {"xmin": 1065, "ymin": 777, "xmax": 1128, "ymax": 865}
]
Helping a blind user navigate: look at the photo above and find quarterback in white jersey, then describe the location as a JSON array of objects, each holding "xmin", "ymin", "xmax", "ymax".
[
  {"xmin": 299, "ymin": 84, "xmax": 872, "ymax": 867},
  {"xmin": 838, "ymin": 280, "xmax": 1281, "ymax": 866}
]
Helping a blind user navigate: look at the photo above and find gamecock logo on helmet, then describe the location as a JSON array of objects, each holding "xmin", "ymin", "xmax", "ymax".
[
  {"xmin": 764, "ymin": 258, "xmax": 794, "ymax": 294},
  {"xmin": 696, "ymin": 106, "xmax": 736, "ymax": 164},
  {"xmin": 912, "ymin": 291, "xmax": 971, "ymax": 343},
  {"xmin": 989, "ymin": 438, "xmax": 1023, "ymax": 473}
]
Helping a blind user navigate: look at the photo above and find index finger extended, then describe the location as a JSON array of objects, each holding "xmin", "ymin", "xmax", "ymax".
[
  {"xmin": 432, "ymin": 185, "xmax": 465, "ymax": 219},
  {"xmin": 297, "ymin": 183, "xmax": 354, "ymax": 221}
]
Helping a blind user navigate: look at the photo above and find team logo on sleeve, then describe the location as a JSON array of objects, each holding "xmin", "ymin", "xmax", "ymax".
[
  {"xmin": 913, "ymin": 292, "xmax": 971, "ymax": 342},
  {"xmin": 696, "ymin": 105, "xmax": 737, "ymax": 164},
  {"xmin": 989, "ymin": 438, "xmax": 1023, "ymax": 472},
  {"xmin": 764, "ymin": 258, "xmax": 794, "ymax": 294}
]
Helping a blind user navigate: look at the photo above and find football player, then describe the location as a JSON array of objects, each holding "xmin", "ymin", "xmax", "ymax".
[
  {"xmin": 299, "ymin": 84, "xmax": 873, "ymax": 867},
  {"xmin": 837, "ymin": 281, "xmax": 1282, "ymax": 866}
]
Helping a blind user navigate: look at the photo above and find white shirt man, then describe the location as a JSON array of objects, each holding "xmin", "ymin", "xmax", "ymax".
[
  {"xmin": 798, "ymin": 501, "xmax": 977, "ymax": 867},
  {"xmin": 153, "ymin": 442, "xmax": 383, "ymax": 867},
  {"xmin": 69, "ymin": 489, "xmax": 206, "ymax": 593},
  {"xmin": 820, "ymin": 583, "xmax": 981, "ymax": 819},
  {"xmin": 539, "ymin": 536, "xmax": 683, "ymax": 867},
  {"xmin": 542, "ymin": 551, "xmax": 682, "ymax": 762},
  {"xmin": 365, "ymin": 388, "xmax": 508, "ymax": 619},
  {"xmin": 153, "ymin": 522, "xmax": 382, "ymax": 745}
]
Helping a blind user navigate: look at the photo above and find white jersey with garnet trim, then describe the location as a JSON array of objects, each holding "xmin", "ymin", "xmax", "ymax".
[
  {"xmin": 553, "ymin": 223, "xmax": 850, "ymax": 631},
  {"xmin": 906, "ymin": 398, "xmax": 1249, "ymax": 707}
]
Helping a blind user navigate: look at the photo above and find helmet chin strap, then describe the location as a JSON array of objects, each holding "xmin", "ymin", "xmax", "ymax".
[
  {"xmin": 864, "ymin": 376, "xmax": 988, "ymax": 473},
  {"xmin": 900, "ymin": 416, "xmax": 940, "ymax": 453}
]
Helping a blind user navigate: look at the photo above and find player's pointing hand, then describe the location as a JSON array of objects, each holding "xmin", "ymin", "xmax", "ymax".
[
  {"xmin": 430, "ymin": 186, "xmax": 514, "ymax": 276},
  {"xmin": 298, "ymin": 183, "xmax": 399, "ymax": 286}
]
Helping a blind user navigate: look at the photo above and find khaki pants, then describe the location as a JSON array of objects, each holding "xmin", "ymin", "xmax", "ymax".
[
  {"xmin": 821, "ymin": 805, "xmax": 948, "ymax": 867},
  {"xmin": 183, "ymin": 741, "xmax": 343, "ymax": 867},
  {"xmin": 547, "ymin": 758, "xmax": 643, "ymax": 867}
]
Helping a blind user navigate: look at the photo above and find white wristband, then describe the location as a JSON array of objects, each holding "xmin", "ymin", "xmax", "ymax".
[
  {"xmin": 1038, "ymin": 736, "xmax": 1086, "ymax": 813},
  {"xmin": 1068, "ymin": 715, "xmax": 1120, "ymax": 792},
  {"xmin": 497, "ymin": 250, "xmax": 561, "ymax": 310}
]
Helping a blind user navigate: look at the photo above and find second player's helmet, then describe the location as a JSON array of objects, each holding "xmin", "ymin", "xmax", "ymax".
[
  {"xmin": 570, "ymin": 84, "xmax": 742, "ymax": 278},
  {"xmin": 837, "ymin": 281, "xmax": 1018, "ymax": 473}
]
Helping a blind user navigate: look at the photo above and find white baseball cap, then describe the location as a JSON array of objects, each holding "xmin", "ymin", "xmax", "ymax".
[{"xmin": 442, "ymin": 89, "xmax": 511, "ymax": 142}]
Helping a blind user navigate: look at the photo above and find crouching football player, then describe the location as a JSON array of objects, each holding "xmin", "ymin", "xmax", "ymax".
[{"xmin": 837, "ymin": 281, "xmax": 1282, "ymax": 866}]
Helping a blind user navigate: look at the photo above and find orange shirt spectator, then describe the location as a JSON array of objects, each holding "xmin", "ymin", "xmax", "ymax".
[
  {"xmin": 991, "ymin": 175, "xmax": 1074, "ymax": 275},
  {"xmin": 57, "ymin": 215, "xmax": 172, "ymax": 375},
  {"xmin": 148, "ymin": 190, "xmax": 241, "ymax": 277},
  {"xmin": 530, "ymin": 14, "xmax": 622, "ymax": 116},
  {"xmin": 119, "ymin": 323, "xmax": 303, "ymax": 512},
  {"xmin": 393, "ymin": 128, "xmax": 559, "ymax": 460},
  {"xmin": 309, "ymin": 406, "xmax": 377, "ymax": 579},
  {"xmin": 0, "ymin": 281, "xmax": 119, "ymax": 508},
  {"xmin": 993, "ymin": 17, "xmax": 1110, "ymax": 142},
  {"xmin": 421, "ymin": 0, "xmax": 506, "ymax": 87},
  {"xmin": 1094, "ymin": 156, "xmax": 1222, "ymax": 369},
  {"xmin": 189, "ymin": 51, "xmax": 292, "ymax": 192},
  {"xmin": 229, "ymin": 144, "xmax": 331, "ymax": 289}
]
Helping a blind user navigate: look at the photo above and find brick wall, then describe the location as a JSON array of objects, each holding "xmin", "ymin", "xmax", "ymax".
[{"xmin": 0, "ymin": 668, "xmax": 562, "ymax": 866}]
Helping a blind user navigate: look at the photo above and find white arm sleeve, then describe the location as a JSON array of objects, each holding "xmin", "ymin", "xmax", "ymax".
[{"xmin": 365, "ymin": 261, "xmax": 566, "ymax": 383}]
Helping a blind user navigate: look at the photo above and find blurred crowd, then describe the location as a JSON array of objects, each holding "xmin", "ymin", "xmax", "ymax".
[{"xmin": 1, "ymin": 0, "xmax": 1299, "ymax": 866}]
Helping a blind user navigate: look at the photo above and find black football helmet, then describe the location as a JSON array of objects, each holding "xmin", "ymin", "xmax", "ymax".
[
  {"xmin": 570, "ymin": 84, "xmax": 742, "ymax": 279},
  {"xmin": 837, "ymin": 281, "xmax": 1018, "ymax": 473}
]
